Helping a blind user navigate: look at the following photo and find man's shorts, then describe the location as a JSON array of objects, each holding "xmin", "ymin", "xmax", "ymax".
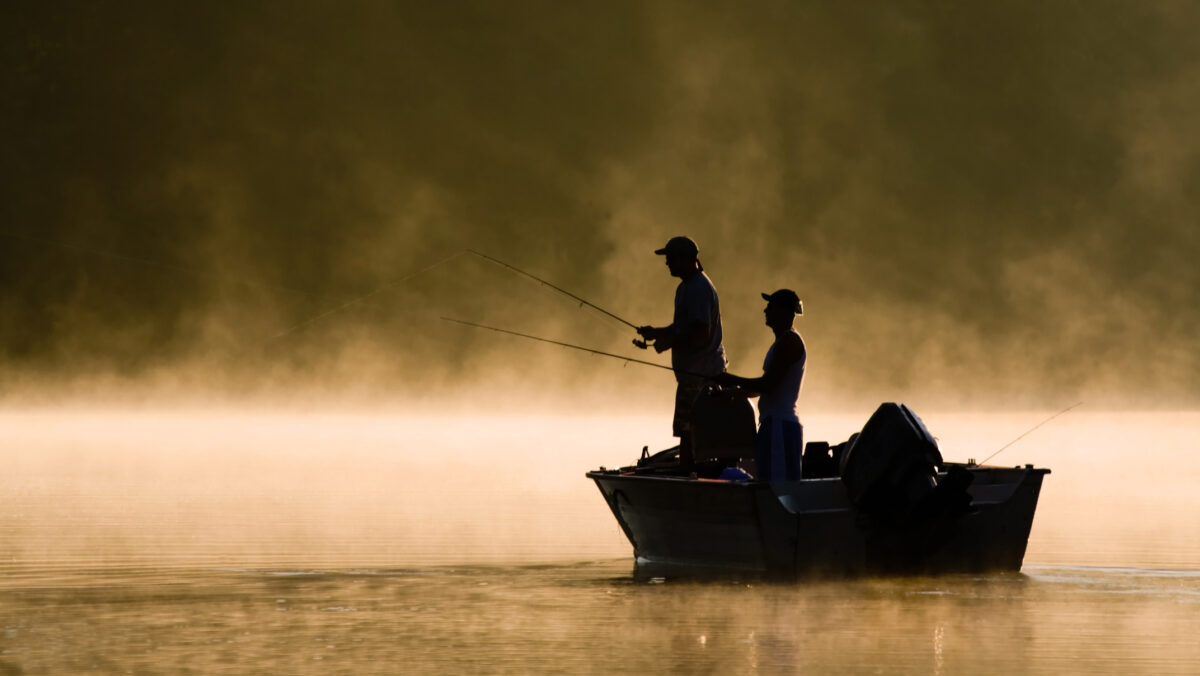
[{"xmin": 672, "ymin": 374, "xmax": 708, "ymax": 437}]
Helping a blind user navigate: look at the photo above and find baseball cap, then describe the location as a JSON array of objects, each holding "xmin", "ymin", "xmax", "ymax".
[
  {"xmin": 762, "ymin": 289, "xmax": 803, "ymax": 314},
  {"xmin": 654, "ymin": 236, "xmax": 699, "ymax": 258}
]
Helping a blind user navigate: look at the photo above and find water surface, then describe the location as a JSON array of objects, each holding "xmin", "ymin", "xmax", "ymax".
[{"xmin": 2, "ymin": 408, "xmax": 1198, "ymax": 673}]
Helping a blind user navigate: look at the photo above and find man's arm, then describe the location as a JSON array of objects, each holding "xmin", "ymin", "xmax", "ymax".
[
  {"xmin": 636, "ymin": 320, "xmax": 709, "ymax": 353},
  {"xmin": 714, "ymin": 334, "xmax": 803, "ymax": 394}
]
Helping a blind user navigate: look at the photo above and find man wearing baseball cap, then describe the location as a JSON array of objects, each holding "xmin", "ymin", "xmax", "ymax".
[
  {"xmin": 714, "ymin": 289, "xmax": 806, "ymax": 481},
  {"xmin": 637, "ymin": 236, "xmax": 728, "ymax": 468}
]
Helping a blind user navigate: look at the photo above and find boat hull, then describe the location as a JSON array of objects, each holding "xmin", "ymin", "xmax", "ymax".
[{"xmin": 587, "ymin": 465, "xmax": 1049, "ymax": 578}]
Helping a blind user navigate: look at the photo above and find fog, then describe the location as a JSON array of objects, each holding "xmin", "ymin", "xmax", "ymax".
[{"xmin": 4, "ymin": 2, "xmax": 1199, "ymax": 408}]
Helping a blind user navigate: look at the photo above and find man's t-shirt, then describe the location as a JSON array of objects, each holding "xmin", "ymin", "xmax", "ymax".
[{"xmin": 671, "ymin": 271, "xmax": 727, "ymax": 378}]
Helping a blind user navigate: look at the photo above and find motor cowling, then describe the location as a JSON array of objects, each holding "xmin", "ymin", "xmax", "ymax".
[{"xmin": 839, "ymin": 403, "xmax": 943, "ymax": 523}]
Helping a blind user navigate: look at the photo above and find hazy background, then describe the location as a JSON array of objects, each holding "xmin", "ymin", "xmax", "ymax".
[{"xmin": 4, "ymin": 1, "xmax": 1198, "ymax": 409}]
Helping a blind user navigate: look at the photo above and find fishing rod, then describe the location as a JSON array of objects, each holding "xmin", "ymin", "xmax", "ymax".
[
  {"xmin": 273, "ymin": 247, "xmax": 652, "ymax": 346},
  {"xmin": 441, "ymin": 317, "xmax": 710, "ymax": 379},
  {"xmin": 272, "ymin": 249, "xmax": 643, "ymax": 346},
  {"xmin": 466, "ymin": 249, "xmax": 639, "ymax": 331},
  {"xmin": 978, "ymin": 401, "xmax": 1083, "ymax": 466}
]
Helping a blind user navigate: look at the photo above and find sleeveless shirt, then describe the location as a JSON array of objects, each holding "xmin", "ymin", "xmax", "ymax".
[{"xmin": 756, "ymin": 329, "xmax": 806, "ymax": 424}]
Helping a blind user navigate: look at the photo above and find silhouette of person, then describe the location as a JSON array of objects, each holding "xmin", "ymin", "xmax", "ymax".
[
  {"xmin": 636, "ymin": 236, "xmax": 727, "ymax": 468},
  {"xmin": 714, "ymin": 289, "xmax": 806, "ymax": 481}
]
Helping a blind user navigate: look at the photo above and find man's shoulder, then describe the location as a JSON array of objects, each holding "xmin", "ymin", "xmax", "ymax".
[
  {"xmin": 776, "ymin": 331, "xmax": 806, "ymax": 358},
  {"xmin": 682, "ymin": 272, "xmax": 717, "ymax": 297}
]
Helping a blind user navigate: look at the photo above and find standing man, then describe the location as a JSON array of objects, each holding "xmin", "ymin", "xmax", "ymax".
[
  {"xmin": 637, "ymin": 236, "xmax": 727, "ymax": 468},
  {"xmin": 714, "ymin": 289, "xmax": 806, "ymax": 482}
]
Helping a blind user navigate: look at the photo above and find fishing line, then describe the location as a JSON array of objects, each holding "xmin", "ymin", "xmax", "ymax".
[
  {"xmin": 978, "ymin": 401, "xmax": 1083, "ymax": 465},
  {"xmin": 264, "ymin": 250, "xmax": 469, "ymax": 346},
  {"xmin": 270, "ymin": 249, "xmax": 636, "ymax": 345},
  {"xmin": 441, "ymin": 316, "xmax": 710, "ymax": 379},
  {"xmin": 465, "ymin": 249, "xmax": 638, "ymax": 330}
]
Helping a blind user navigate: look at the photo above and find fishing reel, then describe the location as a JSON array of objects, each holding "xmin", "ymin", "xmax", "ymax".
[
  {"xmin": 634, "ymin": 326, "xmax": 672, "ymax": 352},
  {"xmin": 633, "ymin": 325, "xmax": 653, "ymax": 350},
  {"xmin": 633, "ymin": 337, "xmax": 670, "ymax": 353}
]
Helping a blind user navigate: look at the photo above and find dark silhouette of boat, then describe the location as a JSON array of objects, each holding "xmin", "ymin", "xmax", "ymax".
[{"xmin": 587, "ymin": 401, "xmax": 1050, "ymax": 578}]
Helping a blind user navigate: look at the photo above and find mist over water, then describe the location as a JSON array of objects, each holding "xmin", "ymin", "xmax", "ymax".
[
  {"xmin": 3, "ymin": 407, "xmax": 1197, "ymax": 572},
  {"xmin": 0, "ymin": 407, "xmax": 1193, "ymax": 569},
  {"xmin": 3, "ymin": 3, "xmax": 1200, "ymax": 406}
]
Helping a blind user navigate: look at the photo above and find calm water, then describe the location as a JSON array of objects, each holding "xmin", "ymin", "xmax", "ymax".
[{"xmin": 2, "ymin": 407, "xmax": 1199, "ymax": 673}]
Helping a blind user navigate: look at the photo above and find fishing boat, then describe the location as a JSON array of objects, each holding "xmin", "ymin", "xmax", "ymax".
[
  {"xmin": 434, "ymin": 253, "xmax": 1051, "ymax": 577},
  {"xmin": 586, "ymin": 400, "xmax": 1050, "ymax": 578}
]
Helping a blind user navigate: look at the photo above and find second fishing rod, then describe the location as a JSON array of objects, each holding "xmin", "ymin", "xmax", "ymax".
[
  {"xmin": 267, "ymin": 248, "xmax": 650, "ymax": 347},
  {"xmin": 439, "ymin": 317, "xmax": 716, "ymax": 380},
  {"xmin": 467, "ymin": 249, "xmax": 664, "ymax": 351}
]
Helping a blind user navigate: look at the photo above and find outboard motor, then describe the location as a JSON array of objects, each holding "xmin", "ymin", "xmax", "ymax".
[{"xmin": 839, "ymin": 403, "xmax": 943, "ymax": 525}]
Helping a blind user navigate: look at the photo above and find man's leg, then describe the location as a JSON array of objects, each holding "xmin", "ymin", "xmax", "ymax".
[
  {"xmin": 678, "ymin": 431, "xmax": 695, "ymax": 469},
  {"xmin": 673, "ymin": 376, "xmax": 705, "ymax": 470},
  {"xmin": 754, "ymin": 419, "xmax": 774, "ymax": 482}
]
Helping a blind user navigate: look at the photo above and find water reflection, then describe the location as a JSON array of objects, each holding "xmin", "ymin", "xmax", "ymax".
[{"xmin": 4, "ymin": 562, "xmax": 1199, "ymax": 674}]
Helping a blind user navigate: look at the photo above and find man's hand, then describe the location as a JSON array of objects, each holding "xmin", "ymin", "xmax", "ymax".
[
  {"xmin": 712, "ymin": 372, "xmax": 755, "ymax": 396},
  {"xmin": 634, "ymin": 326, "xmax": 655, "ymax": 350},
  {"xmin": 637, "ymin": 325, "xmax": 673, "ymax": 352}
]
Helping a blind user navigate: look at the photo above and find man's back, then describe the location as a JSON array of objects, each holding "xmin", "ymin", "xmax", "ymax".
[{"xmin": 671, "ymin": 271, "xmax": 727, "ymax": 377}]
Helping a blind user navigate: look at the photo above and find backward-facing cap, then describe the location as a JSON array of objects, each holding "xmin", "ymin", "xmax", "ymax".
[
  {"xmin": 654, "ymin": 236, "xmax": 699, "ymax": 258},
  {"xmin": 762, "ymin": 289, "xmax": 803, "ymax": 314}
]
